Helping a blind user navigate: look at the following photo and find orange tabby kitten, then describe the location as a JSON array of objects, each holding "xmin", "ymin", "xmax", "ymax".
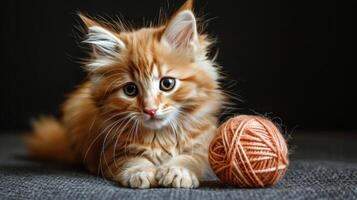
[{"xmin": 26, "ymin": 0, "xmax": 225, "ymax": 188}]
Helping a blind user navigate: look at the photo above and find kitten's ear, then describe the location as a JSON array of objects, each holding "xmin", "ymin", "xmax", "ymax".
[
  {"xmin": 161, "ymin": 0, "xmax": 198, "ymax": 51},
  {"xmin": 175, "ymin": 0, "xmax": 193, "ymax": 14},
  {"xmin": 79, "ymin": 14, "xmax": 125, "ymax": 68}
]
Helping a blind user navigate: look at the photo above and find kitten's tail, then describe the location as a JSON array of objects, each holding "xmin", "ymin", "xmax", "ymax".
[{"xmin": 25, "ymin": 116, "xmax": 76, "ymax": 163}]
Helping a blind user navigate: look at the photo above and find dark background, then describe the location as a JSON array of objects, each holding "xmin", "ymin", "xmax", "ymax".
[{"xmin": 0, "ymin": 0, "xmax": 355, "ymax": 132}]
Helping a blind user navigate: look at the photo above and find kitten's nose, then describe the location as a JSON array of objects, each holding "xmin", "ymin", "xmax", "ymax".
[{"xmin": 144, "ymin": 108, "xmax": 157, "ymax": 118}]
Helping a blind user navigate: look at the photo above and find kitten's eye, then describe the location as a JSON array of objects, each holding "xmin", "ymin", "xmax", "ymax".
[
  {"xmin": 160, "ymin": 77, "xmax": 176, "ymax": 92},
  {"xmin": 123, "ymin": 83, "xmax": 138, "ymax": 97}
]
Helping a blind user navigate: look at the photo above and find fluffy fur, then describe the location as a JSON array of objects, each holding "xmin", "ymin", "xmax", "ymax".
[{"xmin": 26, "ymin": 0, "xmax": 226, "ymax": 188}]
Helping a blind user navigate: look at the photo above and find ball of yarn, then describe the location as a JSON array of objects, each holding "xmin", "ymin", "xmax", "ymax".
[{"xmin": 209, "ymin": 115, "xmax": 289, "ymax": 188}]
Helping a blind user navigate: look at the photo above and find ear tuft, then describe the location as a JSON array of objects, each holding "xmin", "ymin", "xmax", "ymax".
[
  {"xmin": 175, "ymin": 0, "xmax": 193, "ymax": 14},
  {"xmin": 78, "ymin": 14, "xmax": 98, "ymax": 28}
]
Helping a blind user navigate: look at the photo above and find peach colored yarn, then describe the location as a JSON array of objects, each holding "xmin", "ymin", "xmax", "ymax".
[{"xmin": 209, "ymin": 115, "xmax": 289, "ymax": 188}]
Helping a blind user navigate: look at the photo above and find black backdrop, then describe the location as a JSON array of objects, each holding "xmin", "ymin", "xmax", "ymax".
[{"xmin": 0, "ymin": 0, "xmax": 355, "ymax": 131}]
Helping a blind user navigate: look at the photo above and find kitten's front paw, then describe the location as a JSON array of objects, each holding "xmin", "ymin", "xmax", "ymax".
[
  {"xmin": 116, "ymin": 168, "xmax": 157, "ymax": 189},
  {"xmin": 156, "ymin": 166, "xmax": 199, "ymax": 188}
]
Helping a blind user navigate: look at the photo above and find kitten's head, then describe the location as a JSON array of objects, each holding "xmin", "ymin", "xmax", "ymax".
[{"xmin": 81, "ymin": 0, "xmax": 224, "ymax": 131}]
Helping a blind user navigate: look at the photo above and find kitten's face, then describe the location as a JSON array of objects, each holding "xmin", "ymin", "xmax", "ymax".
[
  {"xmin": 83, "ymin": 7, "xmax": 223, "ymax": 131},
  {"xmin": 113, "ymin": 61, "xmax": 183, "ymax": 130}
]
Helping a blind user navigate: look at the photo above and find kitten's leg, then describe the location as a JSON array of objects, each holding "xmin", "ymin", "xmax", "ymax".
[
  {"xmin": 110, "ymin": 157, "xmax": 158, "ymax": 188},
  {"xmin": 156, "ymin": 154, "xmax": 207, "ymax": 188}
]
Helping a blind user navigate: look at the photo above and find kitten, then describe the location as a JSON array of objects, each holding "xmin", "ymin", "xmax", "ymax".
[{"xmin": 26, "ymin": 0, "xmax": 225, "ymax": 188}]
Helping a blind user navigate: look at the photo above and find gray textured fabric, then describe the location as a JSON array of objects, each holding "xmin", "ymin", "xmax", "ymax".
[{"xmin": 0, "ymin": 133, "xmax": 356, "ymax": 200}]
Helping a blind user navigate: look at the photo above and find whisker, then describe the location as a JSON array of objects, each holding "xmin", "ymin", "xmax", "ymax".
[
  {"xmin": 83, "ymin": 112, "xmax": 129, "ymax": 162},
  {"xmin": 123, "ymin": 117, "xmax": 139, "ymax": 155},
  {"xmin": 99, "ymin": 114, "xmax": 130, "ymax": 178},
  {"xmin": 112, "ymin": 114, "xmax": 137, "ymax": 165},
  {"xmin": 96, "ymin": 120, "xmax": 118, "ymax": 179}
]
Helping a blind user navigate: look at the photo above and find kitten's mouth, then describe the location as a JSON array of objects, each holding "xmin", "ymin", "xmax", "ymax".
[
  {"xmin": 143, "ymin": 116, "xmax": 168, "ymax": 130},
  {"xmin": 147, "ymin": 117, "xmax": 164, "ymax": 122}
]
